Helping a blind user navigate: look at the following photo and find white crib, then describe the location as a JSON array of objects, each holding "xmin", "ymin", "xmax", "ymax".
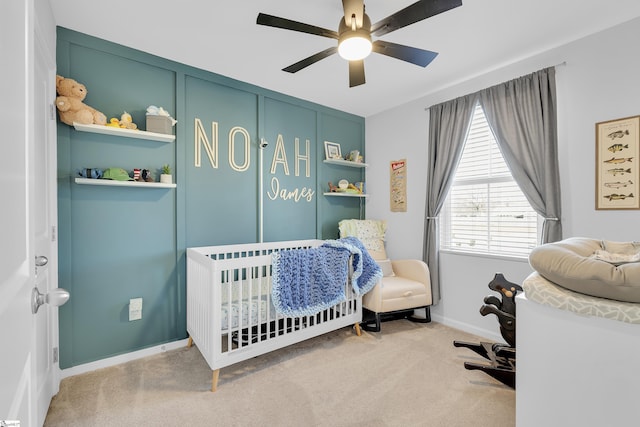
[{"xmin": 186, "ymin": 239, "xmax": 362, "ymax": 391}]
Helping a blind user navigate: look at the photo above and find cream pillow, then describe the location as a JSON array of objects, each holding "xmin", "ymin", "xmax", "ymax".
[
  {"xmin": 377, "ymin": 259, "xmax": 395, "ymax": 277},
  {"xmin": 338, "ymin": 219, "xmax": 388, "ymax": 260}
]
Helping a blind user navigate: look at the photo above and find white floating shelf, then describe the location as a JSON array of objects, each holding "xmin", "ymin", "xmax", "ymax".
[
  {"xmin": 323, "ymin": 159, "xmax": 368, "ymax": 168},
  {"xmin": 324, "ymin": 192, "xmax": 368, "ymax": 198},
  {"xmin": 73, "ymin": 123, "xmax": 175, "ymax": 143},
  {"xmin": 75, "ymin": 178, "xmax": 176, "ymax": 188}
]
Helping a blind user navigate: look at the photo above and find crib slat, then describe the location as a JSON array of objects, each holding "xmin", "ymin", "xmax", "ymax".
[{"xmin": 225, "ymin": 268, "xmax": 233, "ymax": 353}]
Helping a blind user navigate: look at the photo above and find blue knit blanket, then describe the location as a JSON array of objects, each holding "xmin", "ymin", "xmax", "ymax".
[{"xmin": 271, "ymin": 237, "xmax": 382, "ymax": 317}]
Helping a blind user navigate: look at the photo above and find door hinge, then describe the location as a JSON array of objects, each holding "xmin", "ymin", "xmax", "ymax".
[
  {"xmin": 53, "ymin": 347, "xmax": 59, "ymax": 364},
  {"xmin": 51, "ymin": 225, "xmax": 56, "ymax": 242},
  {"xmin": 50, "ymin": 103, "xmax": 56, "ymax": 120}
]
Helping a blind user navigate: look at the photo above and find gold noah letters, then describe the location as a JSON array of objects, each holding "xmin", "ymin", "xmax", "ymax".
[{"xmin": 194, "ymin": 118, "xmax": 315, "ymax": 202}]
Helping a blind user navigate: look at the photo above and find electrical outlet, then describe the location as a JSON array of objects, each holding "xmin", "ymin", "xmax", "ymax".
[{"xmin": 129, "ymin": 298, "xmax": 142, "ymax": 321}]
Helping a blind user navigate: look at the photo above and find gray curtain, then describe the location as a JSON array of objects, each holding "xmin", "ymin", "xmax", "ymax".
[
  {"xmin": 424, "ymin": 67, "xmax": 562, "ymax": 304},
  {"xmin": 423, "ymin": 94, "xmax": 478, "ymax": 303},
  {"xmin": 479, "ymin": 67, "xmax": 562, "ymax": 243}
]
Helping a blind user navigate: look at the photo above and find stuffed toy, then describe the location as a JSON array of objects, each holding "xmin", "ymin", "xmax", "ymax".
[
  {"xmin": 106, "ymin": 118, "xmax": 121, "ymax": 128},
  {"xmin": 118, "ymin": 112, "xmax": 138, "ymax": 130},
  {"xmin": 55, "ymin": 75, "xmax": 107, "ymax": 126},
  {"xmin": 106, "ymin": 112, "xmax": 138, "ymax": 130},
  {"xmin": 77, "ymin": 168, "xmax": 103, "ymax": 179}
]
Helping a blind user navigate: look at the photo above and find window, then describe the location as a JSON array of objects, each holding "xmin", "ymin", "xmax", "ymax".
[{"xmin": 440, "ymin": 103, "xmax": 539, "ymax": 257}]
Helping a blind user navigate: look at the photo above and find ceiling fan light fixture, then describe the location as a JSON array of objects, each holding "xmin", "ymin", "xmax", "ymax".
[
  {"xmin": 338, "ymin": 32, "xmax": 372, "ymax": 60},
  {"xmin": 338, "ymin": 11, "xmax": 372, "ymax": 61}
]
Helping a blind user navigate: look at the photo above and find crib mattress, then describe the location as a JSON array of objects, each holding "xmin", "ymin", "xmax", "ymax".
[
  {"xmin": 220, "ymin": 296, "xmax": 277, "ymax": 331},
  {"xmin": 523, "ymin": 272, "xmax": 640, "ymax": 324}
]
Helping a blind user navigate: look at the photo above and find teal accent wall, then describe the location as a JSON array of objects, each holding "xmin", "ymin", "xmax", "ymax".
[
  {"xmin": 184, "ymin": 76, "xmax": 259, "ymax": 246},
  {"xmin": 262, "ymin": 98, "xmax": 318, "ymax": 242},
  {"xmin": 319, "ymin": 114, "xmax": 367, "ymax": 239},
  {"xmin": 56, "ymin": 27, "xmax": 365, "ymax": 368}
]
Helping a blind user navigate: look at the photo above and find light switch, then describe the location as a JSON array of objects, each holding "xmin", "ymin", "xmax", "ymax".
[{"xmin": 129, "ymin": 297, "xmax": 142, "ymax": 321}]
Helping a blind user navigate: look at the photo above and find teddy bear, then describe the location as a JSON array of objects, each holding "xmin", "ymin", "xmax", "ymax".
[{"xmin": 55, "ymin": 75, "xmax": 107, "ymax": 126}]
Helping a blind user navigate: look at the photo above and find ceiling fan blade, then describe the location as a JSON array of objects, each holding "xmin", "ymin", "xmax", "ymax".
[
  {"xmin": 349, "ymin": 60, "xmax": 366, "ymax": 87},
  {"xmin": 257, "ymin": 13, "xmax": 339, "ymax": 39},
  {"xmin": 342, "ymin": 0, "xmax": 364, "ymax": 28},
  {"xmin": 372, "ymin": 40, "xmax": 438, "ymax": 67},
  {"xmin": 283, "ymin": 47, "xmax": 338, "ymax": 73},
  {"xmin": 371, "ymin": 0, "xmax": 463, "ymax": 37}
]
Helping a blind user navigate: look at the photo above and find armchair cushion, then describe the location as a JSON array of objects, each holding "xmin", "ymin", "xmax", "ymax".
[
  {"xmin": 363, "ymin": 276, "xmax": 431, "ymax": 313},
  {"xmin": 362, "ymin": 259, "xmax": 432, "ymax": 313},
  {"xmin": 377, "ymin": 259, "xmax": 395, "ymax": 277}
]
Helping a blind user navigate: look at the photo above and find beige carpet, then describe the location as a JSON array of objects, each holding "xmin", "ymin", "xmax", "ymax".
[{"xmin": 45, "ymin": 321, "xmax": 515, "ymax": 427}]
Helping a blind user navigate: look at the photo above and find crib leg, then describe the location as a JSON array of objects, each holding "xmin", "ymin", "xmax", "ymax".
[
  {"xmin": 211, "ymin": 369, "xmax": 220, "ymax": 392},
  {"xmin": 354, "ymin": 323, "xmax": 362, "ymax": 336},
  {"xmin": 187, "ymin": 336, "xmax": 193, "ymax": 348}
]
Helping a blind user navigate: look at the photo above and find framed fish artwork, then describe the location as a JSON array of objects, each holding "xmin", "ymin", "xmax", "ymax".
[{"xmin": 595, "ymin": 115, "xmax": 640, "ymax": 209}]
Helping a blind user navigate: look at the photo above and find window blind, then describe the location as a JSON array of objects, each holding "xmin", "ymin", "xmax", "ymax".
[{"xmin": 440, "ymin": 103, "xmax": 538, "ymax": 257}]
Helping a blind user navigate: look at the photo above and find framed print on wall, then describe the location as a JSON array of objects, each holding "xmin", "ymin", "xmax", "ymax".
[
  {"xmin": 324, "ymin": 141, "xmax": 342, "ymax": 160},
  {"xmin": 595, "ymin": 115, "xmax": 640, "ymax": 210},
  {"xmin": 390, "ymin": 159, "xmax": 407, "ymax": 212}
]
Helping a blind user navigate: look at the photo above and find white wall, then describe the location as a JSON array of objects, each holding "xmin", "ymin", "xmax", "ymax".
[{"xmin": 365, "ymin": 17, "xmax": 640, "ymax": 340}]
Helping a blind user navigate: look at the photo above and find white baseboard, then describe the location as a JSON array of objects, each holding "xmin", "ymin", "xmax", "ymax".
[
  {"xmin": 58, "ymin": 319, "xmax": 500, "ymax": 380},
  {"xmin": 431, "ymin": 313, "xmax": 503, "ymax": 343},
  {"xmin": 60, "ymin": 338, "xmax": 190, "ymax": 379}
]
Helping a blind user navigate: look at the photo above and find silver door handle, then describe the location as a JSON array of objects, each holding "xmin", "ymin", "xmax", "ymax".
[
  {"xmin": 35, "ymin": 255, "xmax": 48, "ymax": 267},
  {"xmin": 32, "ymin": 287, "xmax": 70, "ymax": 314}
]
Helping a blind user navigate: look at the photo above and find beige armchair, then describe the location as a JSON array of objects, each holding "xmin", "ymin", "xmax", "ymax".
[{"xmin": 339, "ymin": 219, "xmax": 432, "ymax": 332}]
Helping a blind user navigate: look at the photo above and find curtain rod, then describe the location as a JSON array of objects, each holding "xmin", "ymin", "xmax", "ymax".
[{"xmin": 424, "ymin": 61, "xmax": 567, "ymax": 111}]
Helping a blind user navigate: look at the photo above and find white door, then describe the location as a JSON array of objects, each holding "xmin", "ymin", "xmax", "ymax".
[
  {"xmin": 33, "ymin": 19, "xmax": 60, "ymax": 426},
  {"xmin": 0, "ymin": 1, "xmax": 37, "ymax": 424},
  {"xmin": 1, "ymin": 1, "xmax": 60, "ymax": 426}
]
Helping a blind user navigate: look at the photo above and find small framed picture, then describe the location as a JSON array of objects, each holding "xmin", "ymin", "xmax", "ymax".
[
  {"xmin": 595, "ymin": 115, "xmax": 640, "ymax": 210},
  {"xmin": 324, "ymin": 141, "xmax": 342, "ymax": 160}
]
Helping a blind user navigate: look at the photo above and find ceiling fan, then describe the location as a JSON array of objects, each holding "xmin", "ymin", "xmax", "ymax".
[{"xmin": 256, "ymin": 0, "xmax": 463, "ymax": 87}]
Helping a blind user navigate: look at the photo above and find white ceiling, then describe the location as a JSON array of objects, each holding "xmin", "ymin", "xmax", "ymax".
[{"xmin": 50, "ymin": 0, "xmax": 640, "ymax": 117}]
